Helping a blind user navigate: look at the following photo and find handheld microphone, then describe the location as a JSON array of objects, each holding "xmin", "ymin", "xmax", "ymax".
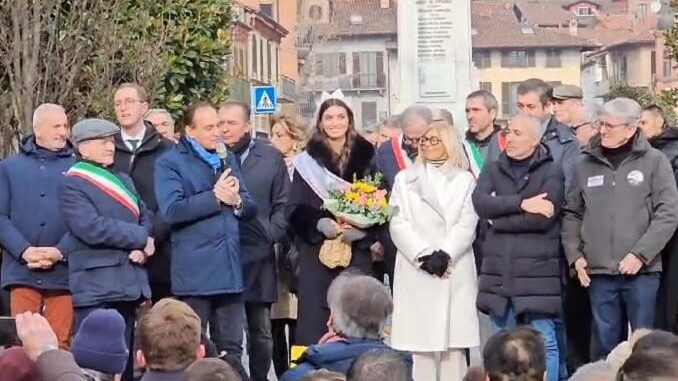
[{"xmin": 216, "ymin": 140, "xmax": 230, "ymax": 171}]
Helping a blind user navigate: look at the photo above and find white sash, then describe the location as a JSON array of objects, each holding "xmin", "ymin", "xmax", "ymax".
[{"xmin": 294, "ymin": 151, "xmax": 351, "ymax": 200}]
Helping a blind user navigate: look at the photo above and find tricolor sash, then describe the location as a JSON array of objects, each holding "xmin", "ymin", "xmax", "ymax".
[
  {"xmin": 391, "ymin": 135, "xmax": 413, "ymax": 171},
  {"xmin": 67, "ymin": 161, "xmax": 140, "ymax": 219},
  {"xmin": 463, "ymin": 139, "xmax": 484, "ymax": 179}
]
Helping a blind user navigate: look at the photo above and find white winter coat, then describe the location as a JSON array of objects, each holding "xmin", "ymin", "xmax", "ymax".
[{"xmin": 389, "ymin": 162, "xmax": 480, "ymax": 352}]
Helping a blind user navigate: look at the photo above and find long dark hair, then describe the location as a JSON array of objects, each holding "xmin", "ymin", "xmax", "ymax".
[{"xmin": 311, "ymin": 98, "xmax": 358, "ymax": 176}]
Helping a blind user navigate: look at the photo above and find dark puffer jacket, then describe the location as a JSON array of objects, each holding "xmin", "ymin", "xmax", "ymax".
[{"xmin": 473, "ymin": 145, "xmax": 565, "ymax": 318}]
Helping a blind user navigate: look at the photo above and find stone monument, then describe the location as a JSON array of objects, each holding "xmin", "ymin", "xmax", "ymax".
[{"xmin": 396, "ymin": 0, "xmax": 475, "ymax": 124}]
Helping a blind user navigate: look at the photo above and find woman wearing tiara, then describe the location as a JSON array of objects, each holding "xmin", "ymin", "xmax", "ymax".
[{"xmin": 286, "ymin": 93, "xmax": 377, "ymax": 346}]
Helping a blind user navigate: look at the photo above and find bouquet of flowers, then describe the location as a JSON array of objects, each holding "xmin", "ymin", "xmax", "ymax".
[{"xmin": 323, "ymin": 173, "xmax": 395, "ymax": 229}]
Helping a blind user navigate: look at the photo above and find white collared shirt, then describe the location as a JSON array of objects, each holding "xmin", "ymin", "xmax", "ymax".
[{"xmin": 121, "ymin": 125, "xmax": 146, "ymax": 151}]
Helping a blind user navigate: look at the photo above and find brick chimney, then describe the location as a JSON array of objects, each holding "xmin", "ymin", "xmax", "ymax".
[{"xmin": 380, "ymin": 0, "xmax": 390, "ymax": 9}]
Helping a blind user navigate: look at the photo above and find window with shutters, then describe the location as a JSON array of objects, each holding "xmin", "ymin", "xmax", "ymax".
[
  {"xmin": 267, "ymin": 41, "xmax": 272, "ymax": 82},
  {"xmin": 314, "ymin": 53, "xmax": 346, "ymax": 77},
  {"xmin": 480, "ymin": 82, "xmax": 492, "ymax": 93},
  {"xmin": 259, "ymin": 39, "xmax": 264, "ymax": 79},
  {"xmin": 362, "ymin": 102, "xmax": 378, "ymax": 128},
  {"xmin": 353, "ymin": 51, "xmax": 385, "ymax": 89},
  {"xmin": 251, "ymin": 37, "xmax": 258, "ymax": 76},
  {"xmin": 651, "ymin": 50, "xmax": 656, "ymax": 78},
  {"xmin": 664, "ymin": 52, "xmax": 673, "ymax": 78},
  {"xmin": 501, "ymin": 50, "xmax": 535, "ymax": 68},
  {"xmin": 545, "ymin": 49, "xmax": 561, "ymax": 68},
  {"xmin": 473, "ymin": 51, "xmax": 492, "ymax": 69},
  {"xmin": 501, "ymin": 82, "xmax": 521, "ymax": 117}
]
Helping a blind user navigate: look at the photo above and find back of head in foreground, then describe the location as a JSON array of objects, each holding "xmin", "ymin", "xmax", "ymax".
[
  {"xmin": 617, "ymin": 345, "xmax": 678, "ymax": 381},
  {"xmin": 327, "ymin": 272, "xmax": 393, "ymax": 339},
  {"xmin": 183, "ymin": 358, "xmax": 242, "ymax": 381},
  {"xmin": 483, "ymin": 326, "xmax": 546, "ymax": 381},
  {"xmin": 346, "ymin": 348, "xmax": 409, "ymax": 381},
  {"xmin": 137, "ymin": 298, "xmax": 204, "ymax": 372}
]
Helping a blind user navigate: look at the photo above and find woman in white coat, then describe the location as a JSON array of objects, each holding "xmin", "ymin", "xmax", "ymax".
[{"xmin": 389, "ymin": 119, "xmax": 480, "ymax": 380}]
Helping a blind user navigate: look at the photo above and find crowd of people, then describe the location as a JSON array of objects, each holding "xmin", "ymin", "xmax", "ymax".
[{"xmin": 1, "ymin": 77, "xmax": 678, "ymax": 381}]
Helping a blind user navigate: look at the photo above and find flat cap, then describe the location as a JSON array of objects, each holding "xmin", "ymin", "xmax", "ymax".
[
  {"xmin": 552, "ymin": 85, "xmax": 583, "ymax": 100},
  {"xmin": 71, "ymin": 118, "xmax": 119, "ymax": 144}
]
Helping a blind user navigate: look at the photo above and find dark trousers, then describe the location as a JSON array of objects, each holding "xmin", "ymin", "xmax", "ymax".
[
  {"xmin": 564, "ymin": 276, "xmax": 594, "ymax": 373},
  {"xmin": 589, "ymin": 273, "xmax": 660, "ymax": 359},
  {"xmin": 150, "ymin": 282, "xmax": 172, "ymax": 305},
  {"xmin": 245, "ymin": 302, "xmax": 273, "ymax": 381},
  {"xmin": 74, "ymin": 300, "xmax": 140, "ymax": 381},
  {"xmin": 183, "ymin": 294, "xmax": 245, "ymax": 373},
  {"xmin": 271, "ymin": 318, "xmax": 296, "ymax": 377}
]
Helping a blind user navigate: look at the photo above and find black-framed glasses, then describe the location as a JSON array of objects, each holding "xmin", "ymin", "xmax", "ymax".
[
  {"xmin": 403, "ymin": 135, "xmax": 422, "ymax": 145},
  {"xmin": 418, "ymin": 136, "xmax": 442, "ymax": 146},
  {"xmin": 572, "ymin": 122, "xmax": 591, "ymax": 131}
]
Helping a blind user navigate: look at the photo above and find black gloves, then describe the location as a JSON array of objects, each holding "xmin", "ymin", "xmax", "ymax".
[{"xmin": 418, "ymin": 250, "xmax": 451, "ymax": 277}]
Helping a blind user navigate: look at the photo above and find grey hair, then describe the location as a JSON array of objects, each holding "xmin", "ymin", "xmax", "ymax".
[
  {"xmin": 33, "ymin": 103, "xmax": 66, "ymax": 130},
  {"xmin": 347, "ymin": 348, "xmax": 408, "ymax": 381},
  {"xmin": 602, "ymin": 98, "xmax": 642, "ymax": 124},
  {"xmin": 144, "ymin": 108, "xmax": 175, "ymax": 129},
  {"xmin": 569, "ymin": 361, "xmax": 615, "ymax": 381},
  {"xmin": 400, "ymin": 105, "xmax": 432, "ymax": 129},
  {"xmin": 431, "ymin": 108, "xmax": 454, "ymax": 126},
  {"xmin": 509, "ymin": 114, "xmax": 543, "ymax": 139},
  {"xmin": 381, "ymin": 115, "xmax": 402, "ymax": 129},
  {"xmin": 582, "ymin": 102, "xmax": 602, "ymax": 122},
  {"xmin": 362, "ymin": 122, "xmax": 380, "ymax": 134},
  {"xmin": 467, "ymin": 90, "xmax": 499, "ymax": 111},
  {"xmin": 327, "ymin": 273, "xmax": 393, "ymax": 339}
]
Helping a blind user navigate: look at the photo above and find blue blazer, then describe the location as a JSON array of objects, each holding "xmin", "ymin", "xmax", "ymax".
[
  {"xmin": 58, "ymin": 161, "xmax": 152, "ymax": 307},
  {"xmin": 0, "ymin": 137, "xmax": 74, "ymax": 290},
  {"xmin": 154, "ymin": 136, "xmax": 256, "ymax": 296}
]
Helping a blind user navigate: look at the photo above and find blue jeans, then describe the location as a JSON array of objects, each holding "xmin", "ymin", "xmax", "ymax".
[
  {"xmin": 491, "ymin": 307, "xmax": 559, "ymax": 381},
  {"xmin": 183, "ymin": 294, "xmax": 246, "ymax": 372},
  {"xmin": 588, "ymin": 273, "xmax": 660, "ymax": 359}
]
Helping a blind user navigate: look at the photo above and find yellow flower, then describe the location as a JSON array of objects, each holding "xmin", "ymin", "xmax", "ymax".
[{"xmin": 346, "ymin": 191, "xmax": 360, "ymax": 202}]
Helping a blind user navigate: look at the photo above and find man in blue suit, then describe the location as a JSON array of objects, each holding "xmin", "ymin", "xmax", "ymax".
[{"xmin": 155, "ymin": 102, "xmax": 256, "ymax": 373}]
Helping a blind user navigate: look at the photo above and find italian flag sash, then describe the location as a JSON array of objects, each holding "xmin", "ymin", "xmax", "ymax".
[
  {"xmin": 390, "ymin": 136, "xmax": 411, "ymax": 171},
  {"xmin": 67, "ymin": 161, "xmax": 140, "ymax": 219},
  {"xmin": 463, "ymin": 139, "xmax": 484, "ymax": 179}
]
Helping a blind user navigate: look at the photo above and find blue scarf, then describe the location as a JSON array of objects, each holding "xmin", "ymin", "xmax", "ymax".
[{"xmin": 185, "ymin": 136, "xmax": 222, "ymax": 171}]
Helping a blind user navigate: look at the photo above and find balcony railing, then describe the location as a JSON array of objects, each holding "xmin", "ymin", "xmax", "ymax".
[
  {"xmin": 281, "ymin": 76, "xmax": 296, "ymax": 100},
  {"xmin": 304, "ymin": 74, "xmax": 385, "ymax": 92}
]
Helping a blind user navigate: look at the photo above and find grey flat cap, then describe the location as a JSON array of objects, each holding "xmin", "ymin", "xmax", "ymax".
[
  {"xmin": 71, "ymin": 118, "xmax": 120, "ymax": 144},
  {"xmin": 552, "ymin": 85, "xmax": 583, "ymax": 100}
]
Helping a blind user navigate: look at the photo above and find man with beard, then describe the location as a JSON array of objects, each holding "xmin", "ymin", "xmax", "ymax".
[
  {"xmin": 464, "ymin": 90, "xmax": 501, "ymax": 174},
  {"xmin": 639, "ymin": 104, "xmax": 678, "ymax": 333}
]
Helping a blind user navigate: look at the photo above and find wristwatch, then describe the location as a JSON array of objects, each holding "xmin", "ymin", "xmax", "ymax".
[{"xmin": 234, "ymin": 196, "xmax": 243, "ymax": 212}]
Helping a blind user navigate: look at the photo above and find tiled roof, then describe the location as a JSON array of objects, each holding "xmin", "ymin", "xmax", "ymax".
[
  {"xmin": 577, "ymin": 25, "xmax": 655, "ymax": 49},
  {"xmin": 472, "ymin": 1, "xmax": 598, "ymax": 49},
  {"xmin": 315, "ymin": 0, "xmax": 397, "ymax": 37},
  {"xmin": 515, "ymin": 1, "xmax": 574, "ymax": 26}
]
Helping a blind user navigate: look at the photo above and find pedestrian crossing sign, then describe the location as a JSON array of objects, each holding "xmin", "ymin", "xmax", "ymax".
[{"xmin": 251, "ymin": 85, "xmax": 277, "ymax": 115}]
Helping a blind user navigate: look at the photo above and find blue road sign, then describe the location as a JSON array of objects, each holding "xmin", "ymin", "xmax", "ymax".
[{"xmin": 251, "ymin": 85, "xmax": 277, "ymax": 115}]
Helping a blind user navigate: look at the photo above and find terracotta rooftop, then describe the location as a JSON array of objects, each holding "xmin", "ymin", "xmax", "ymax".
[
  {"xmin": 515, "ymin": 1, "xmax": 574, "ymax": 26},
  {"xmin": 472, "ymin": 1, "xmax": 598, "ymax": 49},
  {"xmin": 319, "ymin": 0, "xmax": 397, "ymax": 37}
]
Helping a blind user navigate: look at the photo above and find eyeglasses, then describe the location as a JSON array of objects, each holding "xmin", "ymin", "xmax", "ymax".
[
  {"xmin": 418, "ymin": 136, "xmax": 442, "ymax": 146},
  {"xmin": 403, "ymin": 135, "xmax": 423, "ymax": 145},
  {"xmin": 592, "ymin": 120, "xmax": 630, "ymax": 130},
  {"xmin": 572, "ymin": 122, "xmax": 591, "ymax": 131},
  {"xmin": 114, "ymin": 98, "xmax": 145, "ymax": 109}
]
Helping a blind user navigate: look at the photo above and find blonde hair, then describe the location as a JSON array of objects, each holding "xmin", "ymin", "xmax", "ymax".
[
  {"xmin": 137, "ymin": 298, "xmax": 202, "ymax": 372},
  {"xmin": 270, "ymin": 113, "xmax": 309, "ymax": 154},
  {"xmin": 417, "ymin": 120, "xmax": 470, "ymax": 171}
]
